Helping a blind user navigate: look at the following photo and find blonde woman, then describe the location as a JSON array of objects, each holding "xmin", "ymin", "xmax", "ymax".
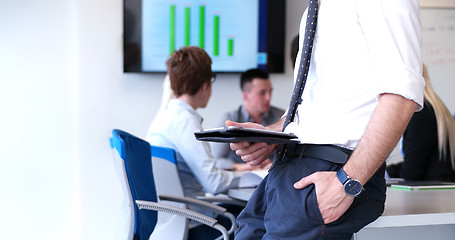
[{"xmin": 387, "ymin": 65, "xmax": 455, "ymax": 181}]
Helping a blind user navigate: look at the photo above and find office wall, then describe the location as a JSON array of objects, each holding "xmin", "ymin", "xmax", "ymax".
[
  {"xmin": 420, "ymin": 1, "xmax": 455, "ymax": 114},
  {"xmin": 0, "ymin": 0, "xmax": 78, "ymax": 239}
]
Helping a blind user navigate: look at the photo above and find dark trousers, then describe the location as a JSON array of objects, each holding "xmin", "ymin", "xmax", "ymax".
[{"xmin": 235, "ymin": 155, "xmax": 386, "ymax": 240}]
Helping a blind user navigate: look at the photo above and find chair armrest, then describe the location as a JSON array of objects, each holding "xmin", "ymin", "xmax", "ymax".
[
  {"xmin": 136, "ymin": 200, "xmax": 229, "ymax": 240},
  {"xmin": 159, "ymin": 194, "xmax": 227, "ymax": 214},
  {"xmin": 197, "ymin": 195, "xmax": 247, "ymax": 207},
  {"xmin": 158, "ymin": 194, "xmax": 238, "ymax": 237},
  {"xmin": 196, "ymin": 195, "xmax": 243, "ymax": 239}
]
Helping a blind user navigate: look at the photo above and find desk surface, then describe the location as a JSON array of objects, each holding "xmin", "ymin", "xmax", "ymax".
[
  {"xmin": 228, "ymin": 187, "xmax": 455, "ymax": 228},
  {"xmin": 367, "ymin": 187, "xmax": 455, "ymax": 228},
  {"xmin": 228, "ymin": 188, "xmax": 255, "ymax": 202}
]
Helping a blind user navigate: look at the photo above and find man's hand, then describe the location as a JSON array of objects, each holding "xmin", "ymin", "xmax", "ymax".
[
  {"xmin": 226, "ymin": 120, "xmax": 276, "ymax": 166},
  {"xmin": 293, "ymin": 171, "xmax": 354, "ymax": 224}
]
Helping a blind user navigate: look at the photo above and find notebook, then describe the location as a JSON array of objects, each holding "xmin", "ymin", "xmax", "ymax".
[{"xmin": 391, "ymin": 181, "xmax": 455, "ymax": 190}]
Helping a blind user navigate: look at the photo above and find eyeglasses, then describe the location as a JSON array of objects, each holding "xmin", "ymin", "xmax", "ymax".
[{"xmin": 211, "ymin": 73, "xmax": 217, "ymax": 83}]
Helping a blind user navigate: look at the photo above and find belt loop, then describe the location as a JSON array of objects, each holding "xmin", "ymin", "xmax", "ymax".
[
  {"xmin": 298, "ymin": 144, "xmax": 306, "ymax": 159},
  {"xmin": 286, "ymin": 143, "xmax": 297, "ymax": 156}
]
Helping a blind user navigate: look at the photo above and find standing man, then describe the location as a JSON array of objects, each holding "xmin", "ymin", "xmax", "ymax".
[
  {"xmin": 212, "ymin": 68, "xmax": 284, "ymax": 169},
  {"xmin": 229, "ymin": 1, "xmax": 425, "ymax": 239}
]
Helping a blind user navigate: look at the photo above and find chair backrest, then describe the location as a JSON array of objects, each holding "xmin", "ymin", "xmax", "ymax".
[
  {"xmin": 149, "ymin": 145, "xmax": 188, "ymax": 240},
  {"xmin": 151, "ymin": 146, "xmax": 185, "ymax": 197},
  {"xmin": 111, "ymin": 129, "xmax": 158, "ymax": 240}
]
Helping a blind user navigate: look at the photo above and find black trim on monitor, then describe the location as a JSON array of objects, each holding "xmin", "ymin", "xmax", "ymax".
[
  {"xmin": 123, "ymin": 0, "xmax": 142, "ymax": 72},
  {"xmin": 265, "ymin": 1, "xmax": 285, "ymax": 73}
]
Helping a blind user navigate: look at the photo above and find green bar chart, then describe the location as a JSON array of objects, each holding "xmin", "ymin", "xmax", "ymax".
[
  {"xmin": 228, "ymin": 38, "xmax": 234, "ymax": 56},
  {"xmin": 184, "ymin": 7, "xmax": 190, "ymax": 46},
  {"xmin": 166, "ymin": 5, "xmax": 235, "ymax": 57},
  {"xmin": 199, "ymin": 6, "xmax": 205, "ymax": 49},
  {"xmin": 213, "ymin": 15, "xmax": 220, "ymax": 56},
  {"xmin": 169, "ymin": 5, "xmax": 176, "ymax": 54},
  {"xmin": 142, "ymin": 0, "xmax": 259, "ymax": 72}
]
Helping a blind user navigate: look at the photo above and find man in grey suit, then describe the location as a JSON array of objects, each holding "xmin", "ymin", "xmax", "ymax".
[{"xmin": 212, "ymin": 68, "xmax": 284, "ymax": 170}]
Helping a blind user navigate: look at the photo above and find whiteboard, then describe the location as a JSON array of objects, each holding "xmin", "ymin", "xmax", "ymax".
[{"xmin": 421, "ymin": 7, "xmax": 455, "ymax": 114}]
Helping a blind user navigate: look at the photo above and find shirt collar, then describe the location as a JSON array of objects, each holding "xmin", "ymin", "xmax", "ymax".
[
  {"xmin": 169, "ymin": 99, "xmax": 204, "ymax": 124},
  {"xmin": 240, "ymin": 104, "xmax": 272, "ymax": 123},
  {"xmin": 239, "ymin": 105, "xmax": 253, "ymax": 122}
]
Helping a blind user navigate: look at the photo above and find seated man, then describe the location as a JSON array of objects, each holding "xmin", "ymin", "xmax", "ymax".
[
  {"xmin": 146, "ymin": 46, "xmax": 248, "ymax": 199},
  {"xmin": 146, "ymin": 46, "xmax": 248, "ymax": 239},
  {"xmin": 211, "ymin": 68, "xmax": 284, "ymax": 167}
]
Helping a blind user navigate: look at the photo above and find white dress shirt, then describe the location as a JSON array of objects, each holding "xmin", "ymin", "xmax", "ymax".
[
  {"xmin": 285, "ymin": 0, "xmax": 425, "ymax": 149},
  {"xmin": 146, "ymin": 99, "xmax": 242, "ymax": 198}
]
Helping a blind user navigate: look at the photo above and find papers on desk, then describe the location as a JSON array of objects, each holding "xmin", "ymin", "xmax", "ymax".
[
  {"xmin": 391, "ymin": 181, "xmax": 455, "ymax": 190},
  {"xmin": 386, "ymin": 178, "xmax": 405, "ymax": 186},
  {"xmin": 239, "ymin": 169, "xmax": 268, "ymax": 188}
]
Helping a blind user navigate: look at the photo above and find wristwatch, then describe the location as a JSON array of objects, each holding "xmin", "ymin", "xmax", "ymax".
[{"xmin": 336, "ymin": 168, "xmax": 363, "ymax": 197}]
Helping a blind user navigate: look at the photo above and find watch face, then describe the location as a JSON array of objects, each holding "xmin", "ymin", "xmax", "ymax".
[{"xmin": 344, "ymin": 179, "xmax": 363, "ymax": 197}]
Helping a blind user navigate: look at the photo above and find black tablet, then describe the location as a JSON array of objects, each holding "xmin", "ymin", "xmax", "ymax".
[{"xmin": 194, "ymin": 126, "xmax": 298, "ymax": 144}]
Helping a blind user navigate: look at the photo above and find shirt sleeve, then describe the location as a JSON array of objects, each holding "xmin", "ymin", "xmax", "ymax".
[
  {"xmin": 210, "ymin": 111, "xmax": 233, "ymax": 161},
  {"xmin": 214, "ymin": 157, "xmax": 236, "ymax": 170},
  {"xmin": 356, "ymin": 0, "xmax": 425, "ymax": 111},
  {"xmin": 174, "ymin": 112, "xmax": 242, "ymax": 194}
]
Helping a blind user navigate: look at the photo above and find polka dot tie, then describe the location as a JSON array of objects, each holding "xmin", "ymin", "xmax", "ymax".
[{"xmin": 274, "ymin": 0, "xmax": 319, "ymax": 163}]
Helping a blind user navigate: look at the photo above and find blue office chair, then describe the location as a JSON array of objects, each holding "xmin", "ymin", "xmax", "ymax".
[
  {"xmin": 111, "ymin": 129, "xmax": 235, "ymax": 240},
  {"xmin": 150, "ymin": 144, "xmax": 242, "ymax": 239}
]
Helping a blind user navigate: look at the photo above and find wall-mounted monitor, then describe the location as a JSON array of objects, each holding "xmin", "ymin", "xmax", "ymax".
[{"xmin": 124, "ymin": 0, "xmax": 285, "ymax": 73}]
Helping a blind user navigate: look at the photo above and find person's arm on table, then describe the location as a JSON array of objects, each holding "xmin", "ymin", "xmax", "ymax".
[
  {"xmin": 227, "ymin": 118, "xmax": 284, "ymax": 166},
  {"xmin": 294, "ymin": 93, "xmax": 418, "ymax": 224},
  {"xmin": 231, "ymin": 161, "xmax": 271, "ymax": 171}
]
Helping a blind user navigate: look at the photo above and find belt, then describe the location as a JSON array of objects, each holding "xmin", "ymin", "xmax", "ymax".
[
  {"xmin": 284, "ymin": 144, "xmax": 352, "ymax": 164},
  {"xmin": 283, "ymin": 143, "xmax": 386, "ymax": 178}
]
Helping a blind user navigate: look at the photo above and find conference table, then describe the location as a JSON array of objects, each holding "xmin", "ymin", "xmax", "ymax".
[{"xmin": 228, "ymin": 187, "xmax": 455, "ymax": 240}]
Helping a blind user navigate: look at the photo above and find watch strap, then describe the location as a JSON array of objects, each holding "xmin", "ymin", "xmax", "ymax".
[{"xmin": 336, "ymin": 168, "xmax": 349, "ymax": 185}]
